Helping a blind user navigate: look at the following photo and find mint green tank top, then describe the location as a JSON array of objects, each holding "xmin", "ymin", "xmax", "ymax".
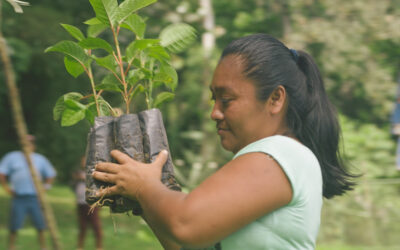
[
  {"xmin": 220, "ymin": 135, "xmax": 323, "ymax": 250},
  {"xmin": 182, "ymin": 135, "xmax": 322, "ymax": 250}
]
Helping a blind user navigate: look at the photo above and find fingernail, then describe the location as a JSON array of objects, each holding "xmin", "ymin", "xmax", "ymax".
[{"xmin": 161, "ymin": 150, "xmax": 168, "ymax": 155}]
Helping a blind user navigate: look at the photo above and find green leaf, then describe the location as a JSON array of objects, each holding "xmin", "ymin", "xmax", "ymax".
[
  {"xmin": 61, "ymin": 24, "xmax": 85, "ymax": 41},
  {"xmin": 127, "ymin": 68, "xmax": 146, "ymax": 86},
  {"xmin": 79, "ymin": 37, "xmax": 114, "ymax": 54},
  {"xmin": 64, "ymin": 99, "xmax": 86, "ymax": 110},
  {"xmin": 153, "ymin": 72, "xmax": 171, "ymax": 86},
  {"xmin": 64, "ymin": 56, "xmax": 85, "ymax": 78},
  {"xmin": 64, "ymin": 92, "xmax": 84, "ymax": 101},
  {"xmin": 147, "ymin": 45, "xmax": 170, "ymax": 62},
  {"xmin": 53, "ymin": 92, "xmax": 83, "ymax": 121},
  {"xmin": 126, "ymin": 39, "xmax": 160, "ymax": 62},
  {"xmin": 89, "ymin": 0, "xmax": 119, "ymax": 27},
  {"xmin": 125, "ymin": 41, "xmax": 139, "ymax": 62},
  {"xmin": 158, "ymin": 63, "xmax": 178, "ymax": 90},
  {"xmin": 129, "ymin": 83, "xmax": 145, "ymax": 100},
  {"xmin": 94, "ymin": 55, "xmax": 118, "ymax": 74},
  {"xmin": 54, "ymin": 97, "xmax": 65, "ymax": 121},
  {"xmin": 134, "ymin": 39, "xmax": 160, "ymax": 50},
  {"xmin": 140, "ymin": 67, "xmax": 152, "ymax": 78},
  {"xmin": 98, "ymin": 99, "xmax": 112, "ymax": 116},
  {"xmin": 60, "ymin": 97, "xmax": 87, "ymax": 126},
  {"xmin": 45, "ymin": 41, "xmax": 91, "ymax": 68},
  {"xmin": 86, "ymin": 99, "xmax": 112, "ymax": 121},
  {"xmin": 101, "ymin": 73, "xmax": 122, "ymax": 85},
  {"xmin": 153, "ymin": 92, "xmax": 175, "ymax": 108},
  {"xmin": 122, "ymin": 14, "xmax": 146, "ymax": 39},
  {"xmin": 130, "ymin": 58, "xmax": 141, "ymax": 68},
  {"xmin": 88, "ymin": 94, "xmax": 105, "ymax": 103},
  {"xmin": 95, "ymin": 83, "xmax": 123, "ymax": 92},
  {"xmin": 85, "ymin": 104, "xmax": 96, "ymax": 125},
  {"xmin": 84, "ymin": 17, "xmax": 102, "ymax": 25},
  {"xmin": 87, "ymin": 24, "xmax": 108, "ymax": 38},
  {"xmin": 116, "ymin": 0, "xmax": 157, "ymax": 24},
  {"xmin": 160, "ymin": 23, "xmax": 197, "ymax": 53},
  {"xmin": 61, "ymin": 108, "xmax": 86, "ymax": 126}
]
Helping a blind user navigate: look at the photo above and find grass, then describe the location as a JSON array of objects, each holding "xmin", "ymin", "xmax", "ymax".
[
  {"xmin": 0, "ymin": 185, "xmax": 162, "ymax": 250},
  {"xmin": 0, "ymin": 186, "xmax": 398, "ymax": 250}
]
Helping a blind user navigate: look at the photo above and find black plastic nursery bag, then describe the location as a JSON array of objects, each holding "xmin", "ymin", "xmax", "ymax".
[{"xmin": 85, "ymin": 108, "xmax": 180, "ymax": 214}]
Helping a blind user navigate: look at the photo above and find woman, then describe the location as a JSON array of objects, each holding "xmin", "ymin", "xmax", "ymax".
[{"xmin": 92, "ymin": 34, "xmax": 356, "ymax": 249}]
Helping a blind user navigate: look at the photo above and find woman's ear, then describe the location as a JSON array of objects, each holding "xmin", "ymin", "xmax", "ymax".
[{"xmin": 267, "ymin": 86, "xmax": 287, "ymax": 114}]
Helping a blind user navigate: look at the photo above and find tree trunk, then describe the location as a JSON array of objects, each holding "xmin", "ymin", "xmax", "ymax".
[
  {"xmin": 198, "ymin": 0, "xmax": 217, "ymax": 179},
  {"xmin": 0, "ymin": 3, "xmax": 62, "ymax": 249}
]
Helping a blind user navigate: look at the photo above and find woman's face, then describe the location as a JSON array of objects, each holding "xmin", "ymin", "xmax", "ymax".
[{"xmin": 210, "ymin": 55, "xmax": 274, "ymax": 154}]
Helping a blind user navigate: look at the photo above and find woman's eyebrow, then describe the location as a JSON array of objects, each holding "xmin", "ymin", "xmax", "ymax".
[{"xmin": 209, "ymin": 86, "xmax": 229, "ymax": 94}]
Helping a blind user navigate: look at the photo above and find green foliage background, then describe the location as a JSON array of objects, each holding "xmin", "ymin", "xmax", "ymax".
[{"xmin": 1, "ymin": 0, "xmax": 400, "ymax": 248}]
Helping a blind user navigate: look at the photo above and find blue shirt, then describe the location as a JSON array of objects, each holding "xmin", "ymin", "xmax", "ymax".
[{"xmin": 0, "ymin": 151, "xmax": 56, "ymax": 195}]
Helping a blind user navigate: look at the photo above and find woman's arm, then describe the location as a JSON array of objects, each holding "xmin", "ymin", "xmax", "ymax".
[
  {"xmin": 94, "ymin": 150, "xmax": 292, "ymax": 248},
  {"xmin": 142, "ymin": 214, "xmax": 181, "ymax": 250}
]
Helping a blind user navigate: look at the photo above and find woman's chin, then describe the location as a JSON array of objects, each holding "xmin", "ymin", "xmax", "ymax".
[{"xmin": 220, "ymin": 139, "xmax": 236, "ymax": 153}]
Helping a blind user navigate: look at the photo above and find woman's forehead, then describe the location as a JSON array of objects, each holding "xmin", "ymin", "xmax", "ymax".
[{"xmin": 211, "ymin": 56, "xmax": 253, "ymax": 90}]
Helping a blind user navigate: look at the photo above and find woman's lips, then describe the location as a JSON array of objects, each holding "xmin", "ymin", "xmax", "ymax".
[{"xmin": 217, "ymin": 127, "xmax": 229, "ymax": 135}]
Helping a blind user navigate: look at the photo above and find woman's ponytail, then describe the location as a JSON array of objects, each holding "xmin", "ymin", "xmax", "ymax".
[{"xmin": 296, "ymin": 51, "xmax": 356, "ymax": 199}]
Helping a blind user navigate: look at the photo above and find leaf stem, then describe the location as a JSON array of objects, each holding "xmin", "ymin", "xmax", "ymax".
[
  {"xmin": 111, "ymin": 25, "xmax": 129, "ymax": 113},
  {"xmin": 101, "ymin": 100, "xmax": 117, "ymax": 117},
  {"xmin": 124, "ymin": 61, "xmax": 132, "ymax": 76},
  {"xmin": 145, "ymin": 85, "xmax": 150, "ymax": 109},
  {"xmin": 148, "ymin": 59, "xmax": 155, "ymax": 109},
  {"xmin": 88, "ymin": 66, "xmax": 100, "ymax": 116}
]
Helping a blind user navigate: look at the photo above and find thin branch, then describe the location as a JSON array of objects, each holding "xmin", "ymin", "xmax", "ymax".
[{"xmin": 111, "ymin": 25, "xmax": 129, "ymax": 113}]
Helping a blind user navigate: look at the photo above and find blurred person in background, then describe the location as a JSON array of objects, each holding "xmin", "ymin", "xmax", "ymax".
[
  {"xmin": 0, "ymin": 134, "xmax": 56, "ymax": 250},
  {"xmin": 72, "ymin": 156, "xmax": 103, "ymax": 250},
  {"xmin": 391, "ymin": 82, "xmax": 400, "ymax": 171}
]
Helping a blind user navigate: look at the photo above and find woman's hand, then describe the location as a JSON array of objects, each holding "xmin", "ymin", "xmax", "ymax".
[{"xmin": 92, "ymin": 149, "xmax": 169, "ymax": 200}]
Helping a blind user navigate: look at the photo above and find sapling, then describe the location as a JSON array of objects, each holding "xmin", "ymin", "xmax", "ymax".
[{"xmin": 45, "ymin": 0, "xmax": 196, "ymax": 213}]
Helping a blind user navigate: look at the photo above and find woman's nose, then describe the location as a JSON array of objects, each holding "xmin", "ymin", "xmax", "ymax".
[{"xmin": 210, "ymin": 102, "xmax": 223, "ymax": 121}]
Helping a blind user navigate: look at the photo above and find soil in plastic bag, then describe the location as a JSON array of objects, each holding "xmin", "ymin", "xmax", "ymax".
[
  {"xmin": 112, "ymin": 114, "xmax": 144, "ymax": 213},
  {"xmin": 85, "ymin": 116, "xmax": 115, "ymax": 207},
  {"xmin": 85, "ymin": 108, "xmax": 180, "ymax": 214},
  {"xmin": 139, "ymin": 109, "xmax": 181, "ymax": 191}
]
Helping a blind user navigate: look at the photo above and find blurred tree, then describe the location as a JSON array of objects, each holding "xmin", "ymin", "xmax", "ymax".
[
  {"xmin": 0, "ymin": 1, "xmax": 63, "ymax": 248},
  {"xmin": 284, "ymin": 0, "xmax": 400, "ymax": 123},
  {"xmin": 318, "ymin": 116, "xmax": 400, "ymax": 246},
  {"xmin": 0, "ymin": 3, "xmax": 91, "ymax": 182}
]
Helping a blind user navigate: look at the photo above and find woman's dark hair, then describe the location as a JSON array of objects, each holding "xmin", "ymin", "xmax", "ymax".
[{"xmin": 221, "ymin": 33, "xmax": 356, "ymax": 199}]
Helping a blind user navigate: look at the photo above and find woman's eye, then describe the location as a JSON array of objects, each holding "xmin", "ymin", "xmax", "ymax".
[{"xmin": 221, "ymin": 98, "xmax": 231, "ymax": 105}]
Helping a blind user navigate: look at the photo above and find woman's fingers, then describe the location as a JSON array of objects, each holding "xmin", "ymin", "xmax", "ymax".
[
  {"xmin": 96, "ymin": 185, "xmax": 119, "ymax": 197},
  {"xmin": 92, "ymin": 171, "xmax": 116, "ymax": 184},
  {"xmin": 110, "ymin": 149, "xmax": 168, "ymax": 169},
  {"xmin": 95, "ymin": 162, "xmax": 119, "ymax": 173},
  {"xmin": 92, "ymin": 150, "xmax": 169, "ymax": 200},
  {"xmin": 111, "ymin": 150, "xmax": 133, "ymax": 164},
  {"xmin": 152, "ymin": 150, "xmax": 169, "ymax": 169}
]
